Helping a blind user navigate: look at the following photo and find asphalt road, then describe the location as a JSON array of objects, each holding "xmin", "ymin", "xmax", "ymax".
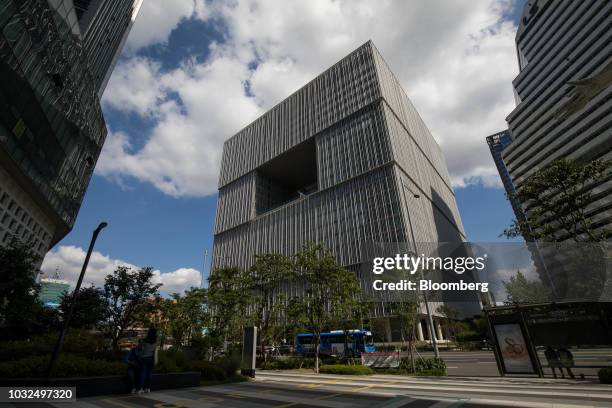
[{"xmin": 417, "ymin": 349, "xmax": 612, "ymax": 377}]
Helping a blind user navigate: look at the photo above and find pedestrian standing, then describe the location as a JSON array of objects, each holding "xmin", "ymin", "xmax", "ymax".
[
  {"xmin": 544, "ymin": 346, "xmax": 562, "ymax": 378},
  {"xmin": 558, "ymin": 347, "xmax": 575, "ymax": 379},
  {"xmin": 138, "ymin": 328, "xmax": 158, "ymax": 393}
]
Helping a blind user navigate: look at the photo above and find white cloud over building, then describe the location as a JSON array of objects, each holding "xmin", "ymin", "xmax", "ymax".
[{"xmin": 98, "ymin": 0, "xmax": 520, "ymax": 196}]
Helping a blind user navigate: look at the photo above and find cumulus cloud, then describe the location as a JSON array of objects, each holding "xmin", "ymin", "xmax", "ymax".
[
  {"xmin": 101, "ymin": 58, "xmax": 164, "ymax": 117},
  {"xmin": 100, "ymin": 52, "xmax": 261, "ymax": 196},
  {"xmin": 100, "ymin": 0, "xmax": 521, "ymax": 195},
  {"xmin": 41, "ymin": 246, "xmax": 202, "ymax": 295},
  {"xmin": 126, "ymin": 0, "xmax": 209, "ymax": 50}
]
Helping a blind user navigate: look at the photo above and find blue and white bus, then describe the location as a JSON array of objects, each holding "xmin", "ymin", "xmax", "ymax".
[{"xmin": 296, "ymin": 329, "xmax": 375, "ymax": 357}]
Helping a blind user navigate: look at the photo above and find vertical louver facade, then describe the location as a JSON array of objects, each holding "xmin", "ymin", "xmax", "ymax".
[{"xmin": 212, "ymin": 41, "xmax": 465, "ymax": 275}]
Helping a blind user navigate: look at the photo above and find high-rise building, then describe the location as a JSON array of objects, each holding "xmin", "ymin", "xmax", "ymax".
[
  {"xmin": 0, "ymin": 0, "xmax": 141, "ymax": 262},
  {"xmin": 501, "ymin": 0, "xmax": 612, "ymax": 241},
  {"xmin": 212, "ymin": 41, "xmax": 471, "ymax": 338},
  {"xmin": 39, "ymin": 270, "xmax": 70, "ymax": 308},
  {"xmin": 486, "ymin": 130, "xmax": 529, "ymax": 236}
]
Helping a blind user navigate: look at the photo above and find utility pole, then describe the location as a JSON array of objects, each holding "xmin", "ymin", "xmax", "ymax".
[{"xmin": 202, "ymin": 249, "xmax": 209, "ymax": 288}]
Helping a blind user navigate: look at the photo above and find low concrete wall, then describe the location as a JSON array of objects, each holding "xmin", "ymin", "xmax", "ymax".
[{"xmin": 0, "ymin": 372, "xmax": 201, "ymax": 397}]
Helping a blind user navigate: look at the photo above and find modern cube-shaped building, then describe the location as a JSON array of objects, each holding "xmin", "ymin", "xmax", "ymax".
[
  {"xmin": 212, "ymin": 41, "xmax": 472, "ymax": 340},
  {"xmin": 212, "ymin": 40, "xmax": 465, "ymax": 277}
]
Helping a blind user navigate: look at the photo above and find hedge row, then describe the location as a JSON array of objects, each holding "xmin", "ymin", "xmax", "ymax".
[
  {"xmin": 0, "ymin": 330, "xmax": 108, "ymax": 362},
  {"xmin": 0, "ymin": 346, "xmax": 241, "ymax": 382},
  {"xmin": 319, "ymin": 364, "xmax": 374, "ymax": 375},
  {"xmin": 259, "ymin": 358, "xmax": 316, "ymax": 370},
  {"xmin": 0, "ymin": 354, "xmax": 124, "ymax": 378}
]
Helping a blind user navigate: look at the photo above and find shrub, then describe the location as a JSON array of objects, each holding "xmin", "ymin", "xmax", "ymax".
[
  {"xmin": 416, "ymin": 368, "xmax": 446, "ymax": 376},
  {"xmin": 214, "ymin": 353, "xmax": 241, "ymax": 377},
  {"xmin": 456, "ymin": 330, "xmax": 480, "ymax": 343},
  {"xmin": 0, "ymin": 339, "xmax": 50, "ymax": 362},
  {"xmin": 184, "ymin": 360, "xmax": 227, "ymax": 381},
  {"xmin": 156, "ymin": 348, "xmax": 188, "ymax": 371},
  {"xmin": 397, "ymin": 357, "xmax": 447, "ymax": 376},
  {"xmin": 598, "ymin": 368, "xmax": 612, "ymax": 384},
  {"xmin": 259, "ymin": 357, "xmax": 317, "ymax": 370},
  {"xmin": 0, "ymin": 354, "xmax": 124, "ymax": 378},
  {"xmin": 0, "ymin": 330, "xmax": 106, "ymax": 362},
  {"xmin": 319, "ymin": 364, "xmax": 374, "ymax": 375},
  {"xmin": 415, "ymin": 357, "xmax": 446, "ymax": 374},
  {"xmin": 56, "ymin": 330, "xmax": 107, "ymax": 356},
  {"xmin": 154, "ymin": 352, "xmax": 181, "ymax": 373}
]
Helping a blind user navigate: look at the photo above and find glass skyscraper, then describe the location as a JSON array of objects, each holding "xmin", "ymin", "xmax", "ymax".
[
  {"xmin": 0, "ymin": 0, "xmax": 141, "ymax": 262},
  {"xmin": 39, "ymin": 276, "xmax": 70, "ymax": 308}
]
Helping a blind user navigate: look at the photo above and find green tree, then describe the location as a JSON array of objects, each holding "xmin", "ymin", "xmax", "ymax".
[
  {"xmin": 59, "ymin": 286, "xmax": 108, "ymax": 329},
  {"xmin": 0, "ymin": 237, "xmax": 54, "ymax": 339},
  {"xmin": 248, "ymin": 253, "xmax": 293, "ymax": 360},
  {"xmin": 503, "ymin": 159, "xmax": 612, "ymax": 242},
  {"xmin": 292, "ymin": 242, "xmax": 361, "ymax": 373},
  {"xmin": 102, "ymin": 266, "xmax": 162, "ymax": 350},
  {"xmin": 165, "ymin": 288, "xmax": 209, "ymax": 348},
  {"xmin": 394, "ymin": 301, "xmax": 419, "ymax": 371},
  {"xmin": 436, "ymin": 304, "xmax": 460, "ymax": 343},
  {"xmin": 208, "ymin": 266, "xmax": 249, "ymax": 346},
  {"xmin": 503, "ymin": 270, "xmax": 552, "ymax": 304}
]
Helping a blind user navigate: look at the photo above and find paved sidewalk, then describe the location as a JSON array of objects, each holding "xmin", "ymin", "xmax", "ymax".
[{"xmin": 7, "ymin": 372, "xmax": 610, "ymax": 407}]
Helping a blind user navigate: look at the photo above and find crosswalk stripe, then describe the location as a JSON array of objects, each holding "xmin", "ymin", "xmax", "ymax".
[
  {"xmin": 257, "ymin": 372, "xmax": 611, "ymax": 393},
  {"xmin": 255, "ymin": 372, "xmax": 612, "ymax": 405}
]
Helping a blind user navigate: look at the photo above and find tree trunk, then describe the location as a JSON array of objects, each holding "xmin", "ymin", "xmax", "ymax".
[
  {"xmin": 314, "ymin": 335, "xmax": 320, "ymax": 373},
  {"xmin": 261, "ymin": 330, "xmax": 266, "ymax": 362}
]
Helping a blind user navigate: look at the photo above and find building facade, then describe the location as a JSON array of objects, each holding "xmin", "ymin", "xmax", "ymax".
[
  {"xmin": 486, "ymin": 129, "xmax": 531, "ymax": 237},
  {"xmin": 501, "ymin": 0, "xmax": 612, "ymax": 241},
  {"xmin": 213, "ymin": 41, "xmax": 465, "ymax": 270},
  {"xmin": 39, "ymin": 275, "xmax": 70, "ymax": 308},
  {"xmin": 212, "ymin": 41, "xmax": 471, "ymax": 339},
  {"xmin": 0, "ymin": 0, "xmax": 140, "ymax": 262}
]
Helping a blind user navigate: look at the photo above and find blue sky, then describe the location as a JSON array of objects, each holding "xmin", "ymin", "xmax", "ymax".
[{"xmin": 42, "ymin": 0, "xmax": 526, "ymax": 292}]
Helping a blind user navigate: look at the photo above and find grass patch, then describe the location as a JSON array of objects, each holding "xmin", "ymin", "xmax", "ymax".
[{"xmin": 319, "ymin": 364, "xmax": 374, "ymax": 375}]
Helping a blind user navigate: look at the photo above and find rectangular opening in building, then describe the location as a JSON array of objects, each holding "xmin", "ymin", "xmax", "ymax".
[{"xmin": 255, "ymin": 138, "xmax": 318, "ymax": 215}]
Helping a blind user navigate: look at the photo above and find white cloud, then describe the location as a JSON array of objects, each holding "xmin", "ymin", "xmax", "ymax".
[
  {"xmin": 100, "ymin": 52, "xmax": 261, "ymax": 196},
  {"xmin": 101, "ymin": 58, "xmax": 164, "ymax": 117},
  {"xmin": 152, "ymin": 268, "xmax": 203, "ymax": 294},
  {"xmin": 100, "ymin": 0, "xmax": 521, "ymax": 195},
  {"xmin": 41, "ymin": 246, "xmax": 201, "ymax": 295},
  {"xmin": 126, "ymin": 0, "xmax": 209, "ymax": 50}
]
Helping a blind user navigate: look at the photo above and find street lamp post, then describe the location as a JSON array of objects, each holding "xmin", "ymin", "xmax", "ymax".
[
  {"xmin": 201, "ymin": 249, "xmax": 209, "ymax": 288},
  {"xmin": 399, "ymin": 180, "xmax": 440, "ymax": 359},
  {"xmin": 46, "ymin": 222, "xmax": 108, "ymax": 378}
]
